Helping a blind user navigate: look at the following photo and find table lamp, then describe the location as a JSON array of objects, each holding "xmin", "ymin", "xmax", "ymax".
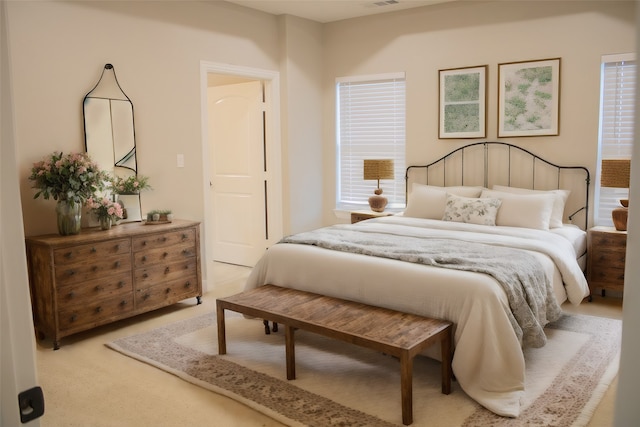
[
  {"xmin": 600, "ymin": 159, "xmax": 631, "ymax": 231},
  {"xmin": 364, "ymin": 159, "xmax": 394, "ymax": 212}
]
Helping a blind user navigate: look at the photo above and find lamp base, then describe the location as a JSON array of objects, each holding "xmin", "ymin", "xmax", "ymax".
[
  {"xmin": 612, "ymin": 207, "xmax": 628, "ymax": 231},
  {"xmin": 368, "ymin": 189, "xmax": 388, "ymax": 212}
]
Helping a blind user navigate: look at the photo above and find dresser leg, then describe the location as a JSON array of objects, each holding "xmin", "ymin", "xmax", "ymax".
[
  {"xmin": 196, "ymin": 296, "xmax": 202, "ymax": 304},
  {"xmin": 53, "ymin": 341, "xmax": 60, "ymax": 351}
]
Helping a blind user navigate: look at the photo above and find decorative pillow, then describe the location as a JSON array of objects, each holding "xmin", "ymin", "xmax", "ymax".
[
  {"xmin": 481, "ymin": 189, "xmax": 555, "ymax": 230},
  {"xmin": 404, "ymin": 184, "xmax": 484, "ymax": 219},
  {"xmin": 492, "ymin": 185, "xmax": 570, "ymax": 228},
  {"xmin": 442, "ymin": 193, "xmax": 502, "ymax": 226}
]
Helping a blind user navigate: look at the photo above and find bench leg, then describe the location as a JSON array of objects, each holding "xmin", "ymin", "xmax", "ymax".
[
  {"xmin": 441, "ymin": 327, "xmax": 452, "ymax": 395},
  {"xmin": 285, "ymin": 325, "xmax": 296, "ymax": 380},
  {"xmin": 216, "ymin": 302, "xmax": 226, "ymax": 355},
  {"xmin": 400, "ymin": 352, "xmax": 413, "ymax": 426}
]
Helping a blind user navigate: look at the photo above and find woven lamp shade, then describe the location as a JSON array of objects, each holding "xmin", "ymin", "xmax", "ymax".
[
  {"xmin": 363, "ymin": 159, "xmax": 395, "ymax": 181},
  {"xmin": 601, "ymin": 159, "xmax": 631, "ymax": 188}
]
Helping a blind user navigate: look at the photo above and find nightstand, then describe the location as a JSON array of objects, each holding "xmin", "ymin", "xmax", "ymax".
[
  {"xmin": 587, "ymin": 226, "xmax": 627, "ymax": 298},
  {"xmin": 350, "ymin": 210, "xmax": 393, "ymax": 224}
]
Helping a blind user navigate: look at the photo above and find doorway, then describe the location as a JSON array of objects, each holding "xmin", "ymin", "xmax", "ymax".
[{"xmin": 200, "ymin": 62, "xmax": 283, "ymax": 285}]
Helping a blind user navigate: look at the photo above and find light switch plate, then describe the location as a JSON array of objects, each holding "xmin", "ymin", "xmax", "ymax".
[{"xmin": 177, "ymin": 154, "xmax": 185, "ymax": 168}]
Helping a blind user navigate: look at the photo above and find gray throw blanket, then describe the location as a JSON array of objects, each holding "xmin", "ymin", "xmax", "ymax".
[{"xmin": 280, "ymin": 224, "xmax": 562, "ymax": 348}]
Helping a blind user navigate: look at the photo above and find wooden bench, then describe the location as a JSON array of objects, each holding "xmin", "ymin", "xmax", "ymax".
[{"xmin": 216, "ymin": 284, "xmax": 453, "ymax": 425}]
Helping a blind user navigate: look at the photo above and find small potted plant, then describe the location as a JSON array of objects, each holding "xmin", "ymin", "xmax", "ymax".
[{"xmin": 86, "ymin": 196, "xmax": 124, "ymax": 230}]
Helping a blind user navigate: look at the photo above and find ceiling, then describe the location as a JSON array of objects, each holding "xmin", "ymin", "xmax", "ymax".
[{"xmin": 224, "ymin": 0, "xmax": 457, "ymax": 23}]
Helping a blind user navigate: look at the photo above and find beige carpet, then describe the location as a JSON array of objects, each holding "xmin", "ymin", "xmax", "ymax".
[{"xmin": 106, "ymin": 310, "xmax": 621, "ymax": 427}]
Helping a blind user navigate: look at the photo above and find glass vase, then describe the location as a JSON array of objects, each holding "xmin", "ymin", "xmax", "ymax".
[
  {"xmin": 56, "ymin": 200, "xmax": 82, "ymax": 236},
  {"xmin": 99, "ymin": 217, "xmax": 112, "ymax": 231}
]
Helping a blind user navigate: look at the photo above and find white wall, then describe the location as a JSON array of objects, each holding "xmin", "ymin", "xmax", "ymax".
[{"xmin": 322, "ymin": 0, "xmax": 635, "ymax": 225}]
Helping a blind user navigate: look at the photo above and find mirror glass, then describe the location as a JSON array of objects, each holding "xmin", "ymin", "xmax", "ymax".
[{"xmin": 83, "ymin": 64, "xmax": 142, "ymax": 222}]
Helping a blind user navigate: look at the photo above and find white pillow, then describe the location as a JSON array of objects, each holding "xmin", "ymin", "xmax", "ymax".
[
  {"xmin": 442, "ymin": 193, "xmax": 502, "ymax": 226},
  {"xmin": 481, "ymin": 189, "xmax": 555, "ymax": 230},
  {"xmin": 492, "ymin": 185, "xmax": 570, "ymax": 228},
  {"xmin": 404, "ymin": 184, "xmax": 484, "ymax": 219}
]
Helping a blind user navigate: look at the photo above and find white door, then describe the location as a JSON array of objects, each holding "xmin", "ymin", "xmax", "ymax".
[{"xmin": 208, "ymin": 81, "xmax": 267, "ymax": 267}]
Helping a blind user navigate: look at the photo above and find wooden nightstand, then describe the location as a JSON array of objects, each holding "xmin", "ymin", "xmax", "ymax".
[
  {"xmin": 587, "ymin": 226, "xmax": 627, "ymax": 298},
  {"xmin": 350, "ymin": 210, "xmax": 393, "ymax": 224}
]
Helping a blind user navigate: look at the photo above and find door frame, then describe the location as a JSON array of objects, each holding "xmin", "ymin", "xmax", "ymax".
[{"xmin": 199, "ymin": 61, "xmax": 283, "ymax": 289}]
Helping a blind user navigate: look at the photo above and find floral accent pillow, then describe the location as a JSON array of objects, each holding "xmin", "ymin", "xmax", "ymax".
[{"xmin": 442, "ymin": 193, "xmax": 502, "ymax": 226}]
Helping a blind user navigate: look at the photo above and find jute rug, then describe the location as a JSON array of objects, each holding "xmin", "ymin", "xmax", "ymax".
[{"xmin": 106, "ymin": 311, "xmax": 621, "ymax": 426}]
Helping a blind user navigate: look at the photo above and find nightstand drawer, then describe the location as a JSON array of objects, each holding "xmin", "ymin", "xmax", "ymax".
[{"xmin": 587, "ymin": 226, "xmax": 627, "ymax": 297}]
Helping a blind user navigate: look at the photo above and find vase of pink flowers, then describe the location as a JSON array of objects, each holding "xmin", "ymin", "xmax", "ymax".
[
  {"xmin": 28, "ymin": 151, "xmax": 108, "ymax": 235},
  {"xmin": 86, "ymin": 196, "xmax": 124, "ymax": 231}
]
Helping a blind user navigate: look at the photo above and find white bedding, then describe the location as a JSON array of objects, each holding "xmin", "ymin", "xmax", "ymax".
[{"xmin": 244, "ymin": 216, "xmax": 590, "ymax": 417}]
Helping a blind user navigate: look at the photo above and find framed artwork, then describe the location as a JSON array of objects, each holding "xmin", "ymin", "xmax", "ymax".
[
  {"xmin": 498, "ymin": 58, "xmax": 561, "ymax": 137},
  {"xmin": 439, "ymin": 65, "xmax": 487, "ymax": 139}
]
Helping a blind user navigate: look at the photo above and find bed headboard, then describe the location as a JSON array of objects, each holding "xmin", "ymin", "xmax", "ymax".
[{"xmin": 405, "ymin": 142, "xmax": 591, "ymax": 230}]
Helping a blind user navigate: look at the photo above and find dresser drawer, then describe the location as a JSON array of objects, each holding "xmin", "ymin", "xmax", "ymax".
[
  {"xmin": 133, "ymin": 241, "xmax": 197, "ymax": 268},
  {"xmin": 54, "ymin": 239, "xmax": 131, "ymax": 265},
  {"xmin": 56, "ymin": 272, "xmax": 133, "ymax": 310},
  {"xmin": 54, "ymin": 255, "xmax": 132, "ymax": 286},
  {"xmin": 58, "ymin": 294, "xmax": 134, "ymax": 332},
  {"xmin": 132, "ymin": 228, "xmax": 196, "ymax": 252},
  {"xmin": 134, "ymin": 259, "xmax": 197, "ymax": 286},
  {"xmin": 135, "ymin": 276, "xmax": 199, "ymax": 310}
]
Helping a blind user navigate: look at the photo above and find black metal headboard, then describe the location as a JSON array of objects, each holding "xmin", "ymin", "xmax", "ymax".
[{"xmin": 405, "ymin": 142, "xmax": 591, "ymax": 230}]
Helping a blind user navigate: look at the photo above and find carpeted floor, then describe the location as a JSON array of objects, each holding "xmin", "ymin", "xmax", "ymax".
[
  {"xmin": 107, "ymin": 307, "xmax": 621, "ymax": 426},
  {"xmin": 35, "ymin": 263, "xmax": 623, "ymax": 426}
]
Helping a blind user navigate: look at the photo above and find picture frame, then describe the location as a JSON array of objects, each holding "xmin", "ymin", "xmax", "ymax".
[
  {"xmin": 439, "ymin": 65, "xmax": 487, "ymax": 139},
  {"xmin": 498, "ymin": 58, "xmax": 561, "ymax": 137}
]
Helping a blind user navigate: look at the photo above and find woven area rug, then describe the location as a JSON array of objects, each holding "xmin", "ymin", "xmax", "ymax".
[{"xmin": 106, "ymin": 311, "xmax": 621, "ymax": 426}]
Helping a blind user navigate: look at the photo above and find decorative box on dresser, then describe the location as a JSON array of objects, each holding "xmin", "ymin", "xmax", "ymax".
[
  {"xmin": 25, "ymin": 219, "xmax": 202, "ymax": 349},
  {"xmin": 587, "ymin": 226, "xmax": 627, "ymax": 298}
]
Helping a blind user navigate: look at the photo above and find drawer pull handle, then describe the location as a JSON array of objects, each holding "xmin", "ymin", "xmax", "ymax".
[
  {"xmin": 142, "ymin": 273, "xmax": 149, "ymax": 278},
  {"xmin": 120, "ymin": 300, "xmax": 127, "ymax": 306},
  {"xmin": 143, "ymin": 293, "xmax": 150, "ymax": 300},
  {"xmin": 64, "ymin": 252, "xmax": 73, "ymax": 259},
  {"xmin": 185, "ymin": 281, "xmax": 191, "ymax": 288},
  {"xmin": 68, "ymin": 291, "xmax": 75, "ymax": 299},
  {"xmin": 118, "ymin": 281, "xmax": 125, "ymax": 288},
  {"xmin": 163, "ymin": 252, "xmax": 168, "ymax": 258},
  {"xmin": 182, "ymin": 249, "xmax": 189, "ymax": 255},
  {"xmin": 92, "ymin": 266, "xmax": 98, "ymax": 272},
  {"xmin": 70, "ymin": 314, "xmax": 77, "ymax": 322},
  {"xmin": 142, "ymin": 240, "xmax": 147, "ymax": 246},
  {"xmin": 164, "ymin": 267, "xmax": 171, "ymax": 274},
  {"xmin": 165, "ymin": 288, "xmax": 171, "ymax": 294},
  {"xmin": 115, "ymin": 244, "xmax": 120, "ymax": 251},
  {"xmin": 91, "ymin": 247, "xmax": 97, "ymax": 253},
  {"xmin": 95, "ymin": 285, "xmax": 103, "ymax": 291},
  {"xmin": 114, "ymin": 261, "xmax": 121, "ymax": 268},
  {"xmin": 95, "ymin": 306, "xmax": 102, "ymax": 313},
  {"xmin": 182, "ymin": 233, "xmax": 188, "ymax": 240},
  {"xmin": 161, "ymin": 237, "xmax": 167, "ymax": 242},
  {"xmin": 142, "ymin": 256, "xmax": 147, "ymax": 262},
  {"xmin": 67, "ymin": 270, "xmax": 75, "ymax": 276}
]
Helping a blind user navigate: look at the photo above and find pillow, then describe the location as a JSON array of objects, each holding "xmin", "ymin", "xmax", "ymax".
[
  {"xmin": 404, "ymin": 184, "xmax": 483, "ymax": 219},
  {"xmin": 442, "ymin": 193, "xmax": 502, "ymax": 226},
  {"xmin": 492, "ymin": 185, "xmax": 570, "ymax": 228},
  {"xmin": 481, "ymin": 189, "xmax": 555, "ymax": 230}
]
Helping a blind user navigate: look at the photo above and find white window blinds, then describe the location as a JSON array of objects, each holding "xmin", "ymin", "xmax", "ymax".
[
  {"xmin": 596, "ymin": 54, "xmax": 636, "ymax": 226},
  {"xmin": 336, "ymin": 73, "xmax": 406, "ymax": 210}
]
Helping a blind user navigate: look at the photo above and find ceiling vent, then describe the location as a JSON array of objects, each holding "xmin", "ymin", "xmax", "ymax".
[{"xmin": 371, "ymin": 0, "xmax": 399, "ymax": 7}]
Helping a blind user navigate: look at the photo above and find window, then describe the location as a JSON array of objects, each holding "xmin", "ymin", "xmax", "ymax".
[
  {"xmin": 336, "ymin": 73, "xmax": 406, "ymax": 211},
  {"xmin": 595, "ymin": 54, "xmax": 636, "ymax": 226}
]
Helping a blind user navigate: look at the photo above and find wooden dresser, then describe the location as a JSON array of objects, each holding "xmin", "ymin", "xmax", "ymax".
[
  {"xmin": 25, "ymin": 219, "xmax": 202, "ymax": 349},
  {"xmin": 587, "ymin": 226, "xmax": 627, "ymax": 298}
]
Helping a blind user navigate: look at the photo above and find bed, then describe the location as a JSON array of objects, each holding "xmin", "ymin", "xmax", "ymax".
[{"xmin": 245, "ymin": 142, "xmax": 591, "ymax": 417}]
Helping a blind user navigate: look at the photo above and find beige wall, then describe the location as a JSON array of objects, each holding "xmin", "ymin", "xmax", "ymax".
[
  {"xmin": 8, "ymin": 0, "xmax": 281, "ymax": 237},
  {"xmin": 322, "ymin": 0, "xmax": 635, "ymax": 225}
]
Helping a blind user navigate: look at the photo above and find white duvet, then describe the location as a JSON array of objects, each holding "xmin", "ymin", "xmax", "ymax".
[{"xmin": 244, "ymin": 216, "xmax": 590, "ymax": 417}]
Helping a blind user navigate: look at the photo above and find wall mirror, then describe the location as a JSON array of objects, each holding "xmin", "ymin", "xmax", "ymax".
[{"xmin": 83, "ymin": 63, "xmax": 142, "ymax": 222}]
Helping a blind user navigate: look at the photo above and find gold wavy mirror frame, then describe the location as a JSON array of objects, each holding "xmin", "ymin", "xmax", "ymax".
[{"xmin": 83, "ymin": 64, "xmax": 142, "ymax": 222}]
